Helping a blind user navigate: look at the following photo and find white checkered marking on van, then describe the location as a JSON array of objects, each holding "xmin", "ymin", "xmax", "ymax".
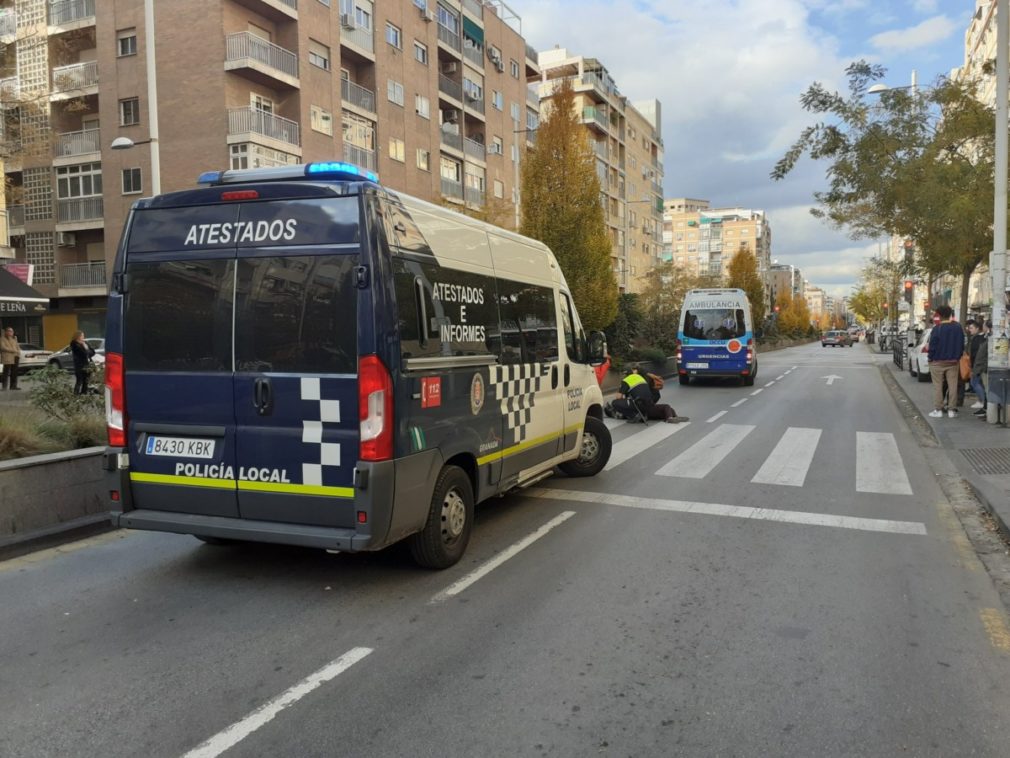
[
  {"xmin": 489, "ymin": 363, "xmax": 544, "ymax": 446},
  {"xmin": 300, "ymin": 377, "xmax": 340, "ymax": 487}
]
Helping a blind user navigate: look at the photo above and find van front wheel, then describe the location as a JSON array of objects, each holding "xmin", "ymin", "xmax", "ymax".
[
  {"xmin": 409, "ymin": 465, "xmax": 473, "ymax": 569},
  {"xmin": 559, "ymin": 416, "xmax": 612, "ymax": 477}
]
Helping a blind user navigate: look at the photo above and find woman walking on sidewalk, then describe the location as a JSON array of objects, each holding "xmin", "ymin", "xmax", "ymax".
[{"xmin": 928, "ymin": 305, "xmax": 965, "ymax": 418}]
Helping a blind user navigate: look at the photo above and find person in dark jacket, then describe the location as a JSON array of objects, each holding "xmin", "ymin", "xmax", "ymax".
[
  {"xmin": 70, "ymin": 330, "xmax": 95, "ymax": 395},
  {"xmin": 927, "ymin": 306, "xmax": 965, "ymax": 418},
  {"xmin": 966, "ymin": 320, "xmax": 988, "ymax": 416},
  {"xmin": 605, "ymin": 368, "xmax": 687, "ymax": 423}
]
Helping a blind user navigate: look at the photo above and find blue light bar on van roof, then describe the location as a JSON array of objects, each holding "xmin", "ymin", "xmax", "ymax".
[{"xmin": 196, "ymin": 162, "xmax": 379, "ymax": 186}]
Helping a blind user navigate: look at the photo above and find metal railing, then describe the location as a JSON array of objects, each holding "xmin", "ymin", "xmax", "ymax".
[
  {"xmin": 342, "ymin": 143, "xmax": 376, "ymax": 171},
  {"xmin": 341, "ymin": 24, "xmax": 373, "ymax": 53},
  {"xmin": 57, "ymin": 196, "xmax": 103, "ymax": 223},
  {"xmin": 0, "ymin": 10, "xmax": 15, "ymax": 38},
  {"xmin": 277, "ymin": 0, "xmax": 297, "ymax": 9},
  {"xmin": 582, "ymin": 106, "xmax": 608, "ymax": 131},
  {"xmin": 0, "ymin": 76, "xmax": 18, "ymax": 101},
  {"xmin": 441, "ymin": 178, "xmax": 463, "ymax": 200},
  {"xmin": 438, "ymin": 74, "xmax": 462, "ymax": 101},
  {"xmin": 7, "ymin": 205, "xmax": 23, "ymax": 228},
  {"xmin": 892, "ymin": 334, "xmax": 906, "ymax": 368},
  {"xmin": 52, "ymin": 61, "xmax": 98, "ymax": 92},
  {"xmin": 526, "ymin": 86, "xmax": 538, "ymax": 106},
  {"xmin": 464, "ymin": 93, "xmax": 484, "ymax": 113},
  {"xmin": 440, "ymin": 129, "xmax": 462, "ymax": 152},
  {"xmin": 464, "ymin": 186, "xmax": 484, "ymax": 206},
  {"xmin": 341, "ymin": 78, "xmax": 375, "ymax": 112},
  {"xmin": 55, "ymin": 128, "xmax": 100, "ymax": 157},
  {"xmin": 49, "ymin": 0, "xmax": 95, "ymax": 26},
  {"xmin": 525, "ymin": 43, "xmax": 537, "ymax": 61},
  {"xmin": 61, "ymin": 261, "xmax": 106, "ymax": 289},
  {"xmin": 462, "ymin": 0, "xmax": 483, "ymax": 17},
  {"xmin": 226, "ymin": 32, "xmax": 298, "ymax": 80},
  {"xmin": 463, "ymin": 44, "xmax": 483, "ymax": 68},
  {"xmin": 463, "ymin": 137, "xmax": 485, "ymax": 161},
  {"xmin": 437, "ymin": 23, "xmax": 461, "ymax": 51},
  {"xmin": 228, "ymin": 107, "xmax": 300, "ymax": 146}
]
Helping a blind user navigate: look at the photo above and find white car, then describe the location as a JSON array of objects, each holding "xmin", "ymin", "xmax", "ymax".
[
  {"xmin": 17, "ymin": 343, "xmax": 54, "ymax": 374},
  {"xmin": 907, "ymin": 327, "xmax": 932, "ymax": 382}
]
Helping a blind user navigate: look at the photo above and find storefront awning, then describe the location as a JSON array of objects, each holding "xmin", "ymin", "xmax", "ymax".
[{"xmin": 0, "ymin": 268, "xmax": 48, "ymax": 316}]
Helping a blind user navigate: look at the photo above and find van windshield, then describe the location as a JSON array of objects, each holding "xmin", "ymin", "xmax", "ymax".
[{"xmin": 683, "ymin": 308, "xmax": 747, "ymax": 340}]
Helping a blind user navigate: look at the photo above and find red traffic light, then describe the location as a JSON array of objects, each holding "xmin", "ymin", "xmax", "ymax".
[
  {"xmin": 774, "ymin": 305, "xmax": 781, "ymax": 313},
  {"xmin": 904, "ymin": 280, "xmax": 913, "ymax": 290},
  {"xmin": 882, "ymin": 302, "xmax": 888, "ymax": 309}
]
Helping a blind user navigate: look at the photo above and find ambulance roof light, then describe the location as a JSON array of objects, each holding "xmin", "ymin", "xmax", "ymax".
[{"xmin": 196, "ymin": 162, "xmax": 379, "ymax": 186}]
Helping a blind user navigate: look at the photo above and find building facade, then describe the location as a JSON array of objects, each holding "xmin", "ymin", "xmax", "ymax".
[
  {"xmin": 535, "ymin": 47, "xmax": 663, "ymax": 293},
  {"xmin": 768, "ymin": 263, "xmax": 801, "ymax": 307},
  {"xmin": 0, "ymin": 0, "xmax": 538, "ymax": 348}
]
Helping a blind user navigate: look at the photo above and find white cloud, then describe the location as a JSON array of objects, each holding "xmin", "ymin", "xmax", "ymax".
[
  {"xmin": 869, "ymin": 15, "xmax": 959, "ymax": 53},
  {"xmin": 911, "ymin": 0, "xmax": 938, "ymax": 13}
]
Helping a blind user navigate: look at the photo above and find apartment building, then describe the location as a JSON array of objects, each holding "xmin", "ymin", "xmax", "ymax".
[
  {"xmin": 0, "ymin": 0, "xmax": 538, "ymax": 349},
  {"xmin": 534, "ymin": 47, "xmax": 663, "ymax": 294},
  {"xmin": 768, "ymin": 262, "xmax": 802, "ymax": 306},
  {"xmin": 804, "ymin": 285, "xmax": 825, "ymax": 324},
  {"xmin": 662, "ymin": 198, "xmax": 772, "ymax": 289}
]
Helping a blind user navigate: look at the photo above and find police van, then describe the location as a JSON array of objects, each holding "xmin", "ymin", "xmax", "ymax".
[{"xmin": 103, "ymin": 162, "xmax": 612, "ymax": 568}]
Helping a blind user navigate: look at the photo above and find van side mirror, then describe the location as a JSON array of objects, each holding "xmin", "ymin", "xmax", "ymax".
[{"xmin": 587, "ymin": 331, "xmax": 607, "ymax": 366}]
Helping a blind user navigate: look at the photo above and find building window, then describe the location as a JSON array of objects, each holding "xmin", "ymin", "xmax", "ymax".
[
  {"xmin": 117, "ymin": 28, "xmax": 137, "ymax": 57},
  {"xmin": 440, "ymin": 156, "xmax": 461, "ymax": 182},
  {"xmin": 355, "ymin": 5, "xmax": 371, "ymax": 29},
  {"xmin": 122, "ymin": 167, "xmax": 142, "ymax": 195},
  {"xmin": 493, "ymin": 179, "xmax": 503, "ymax": 198},
  {"xmin": 417, "ymin": 148, "xmax": 430, "ymax": 171},
  {"xmin": 463, "ymin": 77, "xmax": 482, "ymax": 101},
  {"xmin": 415, "ymin": 94, "xmax": 430, "ymax": 119},
  {"xmin": 318, "ymin": 0, "xmax": 330, "ymax": 5},
  {"xmin": 492, "ymin": 136, "xmax": 503, "ymax": 155},
  {"xmin": 310, "ymin": 105, "xmax": 333, "ymax": 135},
  {"xmin": 509, "ymin": 59, "xmax": 519, "ymax": 78},
  {"xmin": 389, "ymin": 138, "xmax": 405, "ymax": 162},
  {"xmin": 229, "ymin": 143, "xmax": 298, "ymax": 170},
  {"xmin": 57, "ymin": 163, "xmax": 102, "ymax": 199},
  {"xmin": 510, "ymin": 102, "xmax": 520, "ymax": 123},
  {"xmin": 119, "ymin": 97, "xmax": 140, "ymax": 126},
  {"xmin": 385, "ymin": 22, "xmax": 402, "ymax": 49},
  {"xmin": 414, "ymin": 41, "xmax": 428, "ymax": 64},
  {"xmin": 309, "ymin": 40, "xmax": 331, "ymax": 70},
  {"xmin": 387, "ymin": 79, "xmax": 404, "ymax": 106},
  {"xmin": 251, "ymin": 93, "xmax": 274, "ymax": 113},
  {"xmin": 491, "ymin": 90, "xmax": 503, "ymax": 110}
]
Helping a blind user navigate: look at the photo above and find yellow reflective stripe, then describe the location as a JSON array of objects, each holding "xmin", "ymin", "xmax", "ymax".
[
  {"xmin": 130, "ymin": 472, "xmax": 236, "ymax": 490},
  {"xmin": 623, "ymin": 373, "xmax": 646, "ymax": 388},
  {"xmin": 477, "ymin": 423, "xmax": 583, "ymax": 466},
  {"xmin": 237, "ymin": 480, "xmax": 354, "ymax": 499}
]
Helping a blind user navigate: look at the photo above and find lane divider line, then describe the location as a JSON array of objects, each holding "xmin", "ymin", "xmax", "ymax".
[
  {"xmin": 764, "ymin": 381, "xmax": 776, "ymax": 387},
  {"xmin": 181, "ymin": 647, "xmax": 374, "ymax": 758},
  {"xmin": 525, "ymin": 489, "xmax": 927, "ymax": 536},
  {"xmin": 706, "ymin": 410, "xmax": 727, "ymax": 423},
  {"xmin": 430, "ymin": 511, "xmax": 576, "ymax": 603},
  {"xmin": 750, "ymin": 388, "xmax": 764, "ymax": 396},
  {"xmin": 731, "ymin": 399, "xmax": 747, "ymax": 408},
  {"xmin": 776, "ymin": 375, "xmax": 785, "ymax": 380}
]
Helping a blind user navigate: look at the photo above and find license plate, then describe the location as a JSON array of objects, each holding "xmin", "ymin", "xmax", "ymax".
[
  {"xmin": 145, "ymin": 436, "xmax": 216, "ymax": 459},
  {"xmin": 685, "ymin": 362, "xmax": 708, "ymax": 369}
]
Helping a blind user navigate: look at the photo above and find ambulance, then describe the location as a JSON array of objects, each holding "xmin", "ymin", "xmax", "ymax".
[{"xmin": 102, "ymin": 162, "xmax": 612, "ymax": 568}]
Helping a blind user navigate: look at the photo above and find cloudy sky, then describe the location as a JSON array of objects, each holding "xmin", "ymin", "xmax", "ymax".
[{"xmin": 519, "ymin": 0, "xmax": 973, "ymax": 298}]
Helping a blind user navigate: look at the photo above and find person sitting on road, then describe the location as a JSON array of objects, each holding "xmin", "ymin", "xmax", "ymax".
[{"xmin": 605, "ymin": 367, "xmax": 688, "ymax": 423}]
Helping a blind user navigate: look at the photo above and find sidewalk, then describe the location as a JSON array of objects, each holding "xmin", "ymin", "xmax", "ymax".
[{"xmin": 884, "ymin": 356, "xmax": 1010, "ymax": 537}]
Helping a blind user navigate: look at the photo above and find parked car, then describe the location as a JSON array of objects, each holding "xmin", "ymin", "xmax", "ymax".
[
  {"xmin": 821, "ymin": 330, "xmax": 853, "ymax": 347},
  {"xmin": 17, "ymin": 343, "xmax": 54, "ymax": 374},
  {"xmin": 907, "ymin": 327, "xmax": 932, "ymax": 382},
  {"xmin": 47, "ymin": 338, "xmax": 105, "ymax": 371}
]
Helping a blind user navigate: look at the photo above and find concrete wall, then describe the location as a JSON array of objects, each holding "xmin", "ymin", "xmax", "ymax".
[{"xmin": 0, "ymin": 447, "xmax": 107, "ymax": 538}]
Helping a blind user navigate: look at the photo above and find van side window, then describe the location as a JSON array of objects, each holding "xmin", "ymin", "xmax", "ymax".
[
  {"xmin": 559, "ymin": 291, "xmax": 582, "ymax": 362},
  {"xmin": 394, "ymin": 258, "xmax": 440, "ymax": 359},
  {"xmin": 385, "ymin": 203, "xmax": 429, "ymax": 254},
  {"xmin": 498, "ymin": 280, "xmax": 559, "ymax": 364}
]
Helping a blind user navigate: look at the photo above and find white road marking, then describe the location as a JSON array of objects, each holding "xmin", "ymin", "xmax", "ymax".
[
  {"xmin": 182, "ymin": 647, "xmax": 373, "ymax": 758},
  {"xmin": 430, "ymin": 511, "xmax": 576, "ymax": 602},
  {"xmin": 731, "ymin": 399, "xmax": 747, "ymax": 408},
  {"xmin": 603, "ymin": 417, "xmax": 624, "ymax": 430},
  {"xmin": 822, "ymin": 374, "xmax": 842, "ymax": 385},
  {"xmin": 604, "ymin": 421, "xmax": 691, "ymax": 471},
  {"xmin": 856, "ymin": 432, "xmax": 913, "ymax": 496},
  {"xmin": 706, "ymin": 410, "xmax": 728, "ymax": 423},
  {"xmin": 750, "ymin": 388, "xmax": 764, "ymax": 396},
  {"xmin": 751, "ymin": 427, "xmax": 822, "ymax": 487},
  {"xmin": 525, "ymin": 489, "xmax": 927, "ymax": 536},
  {"xmin": 792, "ymin": 365, "xmax": 798, "ymax": 369},
  {"xmin": 764, "ymin": 381, "xmax": 775, "ymax": 387},
  {"xmin": 776, "ymin": 375, "xmax": 785, "ymax": 380},
  {"xmin": 656, "ymin": 424, "xmax": 755, "ymax": 479}
]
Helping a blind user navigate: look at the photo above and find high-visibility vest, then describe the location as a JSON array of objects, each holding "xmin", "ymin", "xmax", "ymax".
[{"xmin": 623, "ymin": 373, "xmax": 647, "ymax": 390}]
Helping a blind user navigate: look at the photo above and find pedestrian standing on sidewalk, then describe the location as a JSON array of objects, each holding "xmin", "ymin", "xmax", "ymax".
[
  {"xmin": 70, "ymin": 330, "xmax": 95, "ymax": 396},
  {"xmin": 928, "ymin": 306, "xmax": 965, "ymax": 418},
  {"xmin": 966, "ymin": 320, "xmax": 988, "ymax": 416},
  {"xmin": 0, "ymin": 326, "xmax": 21, "ymax": 391}
]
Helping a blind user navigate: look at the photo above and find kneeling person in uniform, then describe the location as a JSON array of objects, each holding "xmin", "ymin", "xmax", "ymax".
[{"xmin": 606, "ymin": 368, "xmax": 688, "ymax": 423}]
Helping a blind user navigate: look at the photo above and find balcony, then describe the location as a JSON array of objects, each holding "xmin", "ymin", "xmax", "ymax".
[
  {"xmin": 463, "ymin": 137, "xmax": 485, "ymax": 161},
  {"xmin": 463, "ymin": 43, "xmax": 483, "ymax": 68},
  {"xmin": 225, "ymin": 32, "xmax": 299, "ymax": 88},
  {"xmin": 462, "ymin": 0, "xmax": 483, "ymax": 18},
  {"xmin": 0, "ymin": 10, "xmax": 15, "ymax": 40},
  {"xmin": 440, "ymin": 128, "xmax": 462, "ymax": 153},
  {"xmin": 441, "ymin": 178, "xmax": 463, "ymax": 201},
  {"xmin": 48, "ymin": 0, "xmax": 95, "ymax": 28},
  {"xmin": 463, "ymin": 93, "xmax": 484, "ymax": 115},
  {"xmin": 228, "ymin": 106, "xmax": 300, "ymax": 148},
  {"xmin": 60, "ymin": 261, "xmax": 106, "ymax": 289},
  {"xmin": 0, "ymin": 76, "xmax": 17, "ymax": 102},
  {"xmin": 342, "ymin": 143, "xmax": 376, "ymax": 171},
  {"xmin": 341, "ymin": 78, "xmax": 375, "ymax": 113},
  {"xmin": 438, "ymin": 74, "xmax": 462, "ymax": 103},
  {"xmin": 437, "ymin": 23, "xmax": 461, "ymax": 52},
  {"xmin": 581, "ymin": 106, "xmax": 608, "ymax": 134},
  {"xmin": 526, "ymin": 85, "xmax": 538, "ymax": 107},
  {"xmin": 340, "ymin": 23, "xmax": 374, "ymax": 55},
  {"xmin": 464, "ymin": 186, "xmax": 484, "ymax": 207},
  {"xmin": 525, "ymin": 43, "xmax": 537, "ymax": 62},
  {"xmin": 51, "ymin": 61, "xmax": 98, "ymax": 100},
  {"xmin": 7, "ymin": 205, "xmax": 23, "ymax": 229},
  {"xmin": 54, "ymin": 128, "xmax": 100, "ymax": 161},
  {"xmin": 231, "ymin": 0, "xmax": 297, "ymax": 22},
  {"xmin": 57, "ymin": 196, "xmax": 103, "ymax": 227}
]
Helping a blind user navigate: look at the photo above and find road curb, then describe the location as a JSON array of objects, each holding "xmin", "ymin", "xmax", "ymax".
[{"xmin": 0, "ymin": 513, "xmax": 114, "ymax": 563}]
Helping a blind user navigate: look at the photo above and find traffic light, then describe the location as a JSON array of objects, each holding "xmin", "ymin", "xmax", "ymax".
[
  {"xmin": 774, "ymin": 304, "xmax": 780, "ymax": 313},
  {"xmin": 882, "ymin": 302, "xmax": 889, "ymax": 313},
  {"xmin": 903, "ymin": 280, "xmax": 914, "ymax": 305}
]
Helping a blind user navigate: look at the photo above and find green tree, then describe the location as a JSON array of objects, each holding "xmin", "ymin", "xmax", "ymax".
[
  {"xmin": 726, "ymin": 244, "xmax": 766, "ymax": 329},
  {"xmin": 637, "ymin": 262, "xmax": 697, "ymax": 354},
  {"xmin": 772, "ymin": 61, "xmax": 996, "ymax": 323},
  {"xmin": 604, "ymin": 293, "xmax": 641, "ymax": 362},
  {"xmin": 520, "ymin": 78, "xmax": 617, "ymax": 329}
]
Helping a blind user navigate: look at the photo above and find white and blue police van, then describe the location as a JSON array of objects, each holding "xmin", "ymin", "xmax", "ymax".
[{"xmin": 103, "ymin": 162, "xmax": 612, "ymax": 568}]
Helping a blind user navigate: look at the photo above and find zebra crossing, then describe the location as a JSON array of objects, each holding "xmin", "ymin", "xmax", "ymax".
[{"xmin": 601, "ymin": 418, "xmax": 914, "ymax": 496}]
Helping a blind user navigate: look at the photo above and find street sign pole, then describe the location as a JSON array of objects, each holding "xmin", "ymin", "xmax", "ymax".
[{"xmin": 989, "ymin": 0, "xmax": 1010, "ymax": 424}]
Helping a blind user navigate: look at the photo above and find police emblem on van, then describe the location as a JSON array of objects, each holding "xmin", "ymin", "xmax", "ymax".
[{"xmin": 470, "ymin": 373, "xmax": 485, "ymax": 415}]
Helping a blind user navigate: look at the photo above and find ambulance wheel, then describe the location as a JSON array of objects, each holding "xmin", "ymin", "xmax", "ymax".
[
  {"xmin": 409, "ymin": 465, "xmax": 473, "ymax": 569},
  {"xmin": 742, "ymin": 374, "xmax": 755, "ymax": 387},
  {"xmin": 678, "ymin": 374, "xmax": 690, "ymax": 385},
  {"xmin": 559, "ymin": 416, "xmax": 612, "ymax": 477}
]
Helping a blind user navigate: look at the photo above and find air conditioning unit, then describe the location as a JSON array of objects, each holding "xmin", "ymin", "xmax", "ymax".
[
  {"xmin": 340, "ymin": 12, "xmax": 356, "ymax": 29},
  {"xmin": 494, "ymin": 59, "xmax": 504, "ymax": 72},
  {"xmin": 443, "ymin": 62, "xmax": 458, "ymax": 75},
  {"xmin": 56, "ymin": 232, "xmax": 76, "ymax": 247},
  {"xmin": 421, "ymin": 8, "xmax": 435, "ymax": 22}
]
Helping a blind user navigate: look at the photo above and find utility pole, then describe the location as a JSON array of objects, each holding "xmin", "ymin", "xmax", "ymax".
[{"xmin": 989, "ymin": 0, "xmax": 1009, "ymax": 424}]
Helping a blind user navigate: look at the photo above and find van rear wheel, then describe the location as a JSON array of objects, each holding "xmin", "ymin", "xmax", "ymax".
[
  {"xmin": 559, "ymin": 416, "xmax": 612, "ymax": 477},
  {"xmin": 409, "ymin": 465, "xmax": 473, "ymax": 569}
]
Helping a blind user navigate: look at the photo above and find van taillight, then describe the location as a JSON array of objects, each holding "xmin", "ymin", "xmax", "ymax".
[
  {"xmin": 105, "ymin": 352, "xmax": 127, "ymax": 447},
  {"xmin": 359, "ymin": 355, "xmax": 393, "ymax": 462}
]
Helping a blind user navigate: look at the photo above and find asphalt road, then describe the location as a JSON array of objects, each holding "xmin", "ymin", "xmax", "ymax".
[{"xmin": 4, "ymin": 341, "xmax": 1010, "ymax": 757}]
